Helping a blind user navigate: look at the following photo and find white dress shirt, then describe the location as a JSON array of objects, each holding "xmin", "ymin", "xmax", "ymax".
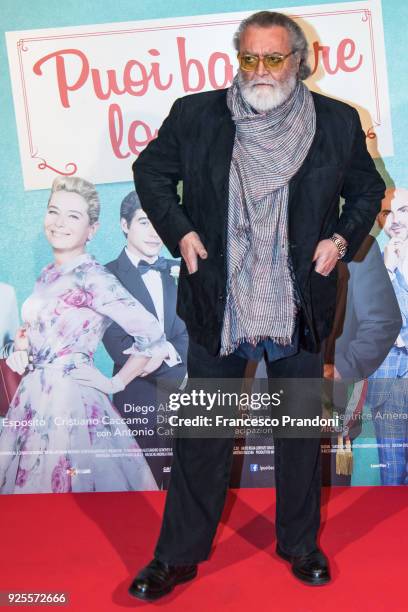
[{"xmin": 125, "ymin": 248, "xmax": 181, "ymax": 367}]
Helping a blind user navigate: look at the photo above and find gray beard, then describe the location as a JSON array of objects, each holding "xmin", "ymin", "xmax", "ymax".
[{"xmin": 238, "ymin": 71, "xmax": 297, "ymax": 113}]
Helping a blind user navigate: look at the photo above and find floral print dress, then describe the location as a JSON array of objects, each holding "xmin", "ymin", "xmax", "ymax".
[{"xmin": 0, "ymin": 253, "xmax": 164, "ymax": 494}]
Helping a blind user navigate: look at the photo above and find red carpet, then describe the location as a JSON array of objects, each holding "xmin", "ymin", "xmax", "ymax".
[{"xmin": 1, "ymin": 487, "xmax": 407, "ymax": 611}]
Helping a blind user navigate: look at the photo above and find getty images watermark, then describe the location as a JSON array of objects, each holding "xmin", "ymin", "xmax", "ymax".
[{"xmin": 157, "ymin": 382, "xmax": 341, "ymax": 438}]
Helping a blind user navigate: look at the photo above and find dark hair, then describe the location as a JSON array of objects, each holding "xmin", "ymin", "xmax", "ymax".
[
  {"xmin": 120, "ymin": 191, "xmax": 142, "ymax": 236},
  {"xmin": 233, "ymin": 11, "xmax": 311, "ymax": 80}
]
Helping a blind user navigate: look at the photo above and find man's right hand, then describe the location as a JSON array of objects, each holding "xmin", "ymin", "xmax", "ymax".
[{"xmin": 179, "ymin": 231, "xmax": 208, "ymax": 274}]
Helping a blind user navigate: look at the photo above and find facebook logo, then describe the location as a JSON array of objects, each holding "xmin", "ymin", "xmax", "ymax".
[{"xmin": 250, "ymin": 464, "xmax": 259, "ymax": 472}]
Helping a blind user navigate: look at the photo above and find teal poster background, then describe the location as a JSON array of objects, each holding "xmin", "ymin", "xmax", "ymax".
[{"xmin": 1, "ymin": 0, "xmax": 407, "ymax": 486}]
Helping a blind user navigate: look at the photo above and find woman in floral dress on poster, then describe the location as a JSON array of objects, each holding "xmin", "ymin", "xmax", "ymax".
[{"xmin": 0, "ymin": 176, "xmax": 171, "ymax": 494}]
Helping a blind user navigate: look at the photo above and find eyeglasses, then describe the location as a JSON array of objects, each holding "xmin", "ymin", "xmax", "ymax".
[{"xmin": 237, "ymin": 51, "xmax": 295, "ymax": 73}]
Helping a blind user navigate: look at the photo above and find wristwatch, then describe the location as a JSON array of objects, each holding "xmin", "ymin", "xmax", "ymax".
[{"xmin": 329, "ymin": 233, "xmax": 347, "ymax": 259}]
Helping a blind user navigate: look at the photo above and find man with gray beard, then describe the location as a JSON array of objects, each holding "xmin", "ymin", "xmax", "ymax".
[{"xmin": 129, "ymin": 11, "xmax": 385, "ymax": 600}]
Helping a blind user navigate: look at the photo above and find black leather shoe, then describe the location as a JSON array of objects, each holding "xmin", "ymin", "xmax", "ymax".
[
  {"xmin": 128, "ymin": 558, "xmax": 198, "ymax": 601},
  {"xmin": 276, "ymin": 545, "xmax": 331, "ymax": 585}
]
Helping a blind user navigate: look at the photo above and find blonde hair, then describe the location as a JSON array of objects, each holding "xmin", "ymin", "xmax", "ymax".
[{"xmin": 49, "ymin": 176, "xmax": 100, "ymax": 224}]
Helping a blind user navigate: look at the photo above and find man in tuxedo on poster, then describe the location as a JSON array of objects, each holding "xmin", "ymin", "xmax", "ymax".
[
  {"xmin": 128, "ymin": 10, "xmax": 385, "ymax": 600},
  {"xmin": 103, "ymin": 191, "xmax": 188, "ymax": 489}
]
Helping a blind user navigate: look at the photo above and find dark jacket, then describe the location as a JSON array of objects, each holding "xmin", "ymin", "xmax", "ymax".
[
  {"xmin": 133, "ymin": 88, "xmax": 386, "ymax": 356},
  {"xmin": 102, "ymin": 249, "xmax": 188, "ymax": 390}
]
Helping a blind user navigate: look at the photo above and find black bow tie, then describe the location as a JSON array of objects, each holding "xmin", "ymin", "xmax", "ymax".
[{"xmin": 137, "ymin": 257, "xmax": 167, "ymax": 274}]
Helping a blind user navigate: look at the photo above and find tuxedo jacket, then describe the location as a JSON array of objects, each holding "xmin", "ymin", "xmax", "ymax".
[
  {"xmin": 102, "ymin": 249, "xmax": 188, "ymax": 402},
  {"xmin": 133, "ymin": 88, "xmax": 386, "ymax": 355}
]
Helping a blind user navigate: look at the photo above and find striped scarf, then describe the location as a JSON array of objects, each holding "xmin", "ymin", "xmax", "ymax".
[{"xmin": 220, "ymin": 76, "xmax": 316, "ymax": 356}]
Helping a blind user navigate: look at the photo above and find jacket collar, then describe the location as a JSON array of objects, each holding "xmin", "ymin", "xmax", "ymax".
[
  {"xmin": 209, "ymin": 98, "xmax": 236, "ymax": 199},
  {"xmin": 116, "ymin": 247, "xmax": 133, "ymax": 272},
  {"xmin": 114, "ymin": 248, "xmax": 158, "ymax": 319}
]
